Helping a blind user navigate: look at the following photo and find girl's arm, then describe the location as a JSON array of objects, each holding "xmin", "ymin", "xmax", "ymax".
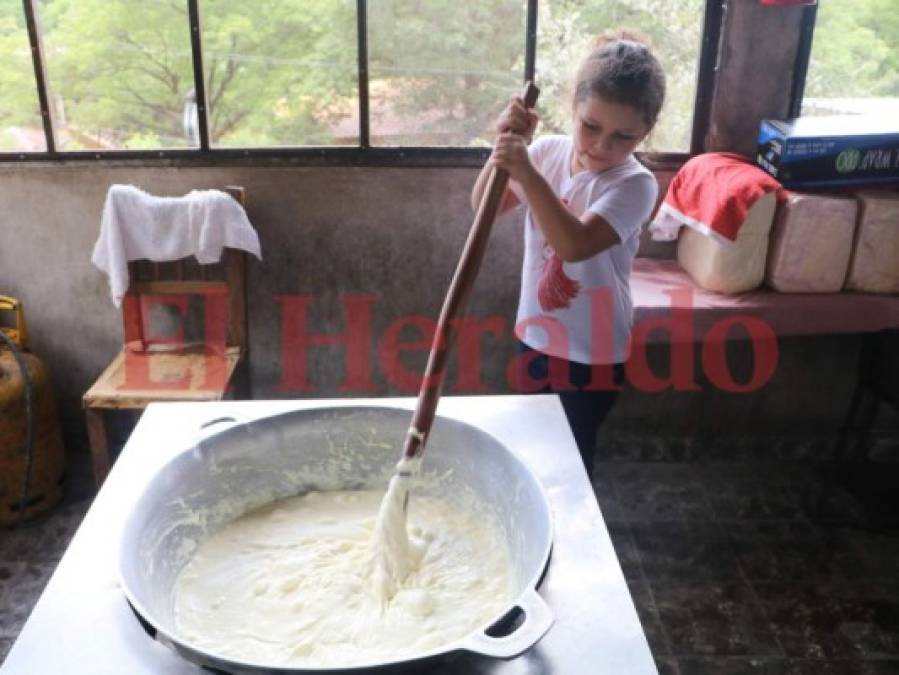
[
  {"xmin": 491, "ymin": 133, "xmax": 620, "ymax": 262},
  {"xmin": 470, "ymin": 95, "xmax": 538, "ymax": 214},
  {"xmin": 518, "ymin": 169, "xmax": 620, "ymax": 262},
  {"xmin": 470, "ymin": 152, "xmax": 521, "ymax": 214}
]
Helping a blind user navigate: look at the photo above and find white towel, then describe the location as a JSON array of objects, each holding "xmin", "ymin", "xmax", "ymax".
[
  {"xmin": 647, "ymin": 205, "xmax": 684, "ymax": 241},
  {"xmin": 91, "ymin": 184, "xmax": 262, "ymax": 306}
]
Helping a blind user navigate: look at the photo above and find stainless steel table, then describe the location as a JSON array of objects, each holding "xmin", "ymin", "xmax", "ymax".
[{"xmin": 2, "ymin": 396, "xmax": 656, "ymax": 675}]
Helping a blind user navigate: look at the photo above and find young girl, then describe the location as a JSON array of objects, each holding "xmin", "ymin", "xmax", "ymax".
[{"xmin": 471, "ymin": 30, "xmax": 665, "ymax": 476}]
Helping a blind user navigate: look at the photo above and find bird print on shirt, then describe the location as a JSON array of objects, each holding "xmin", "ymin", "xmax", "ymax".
[{"xmin": 536, "ymin": 197, "xmax": 580, "ymax": 311}]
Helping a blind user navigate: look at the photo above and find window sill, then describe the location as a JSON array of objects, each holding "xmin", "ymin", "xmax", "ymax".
[{"xmin": 0, "ymin": 147, "xmax": 691, "ymax": 170}]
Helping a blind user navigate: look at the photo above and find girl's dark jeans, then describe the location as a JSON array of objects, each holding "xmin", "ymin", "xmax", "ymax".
[{"xmin": 515, "ymin": 341, "xmax": 625, "ymax": 477}]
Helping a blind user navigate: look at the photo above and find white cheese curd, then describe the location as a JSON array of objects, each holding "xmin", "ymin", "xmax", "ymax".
[{"xmin": 173, "ymin": 487, "xmax": 513, "ymax": 667}]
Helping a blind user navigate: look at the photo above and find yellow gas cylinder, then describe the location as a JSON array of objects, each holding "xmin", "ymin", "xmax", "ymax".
[{"xmin": 0, "ymin": 295, "xmax": 66, "ymax": 525}]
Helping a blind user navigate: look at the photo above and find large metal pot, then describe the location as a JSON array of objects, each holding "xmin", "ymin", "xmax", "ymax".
[{"xmin": 119, "ymin": 405, "xmax": 554, "ymax": 673}]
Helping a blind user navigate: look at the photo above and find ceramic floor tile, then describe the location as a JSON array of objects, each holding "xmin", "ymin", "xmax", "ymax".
[
  {"xmin": 596, "ymin": 432, "xmax": 672, "ymax": 462},
  {"xmin": 627, "ymin": 579, "xmax": 669, "ymax": 658},
  {"xmin": 812, "ymin": 463, "xmax": 899, "ymax": 527},
  {"xmin": 631, "ymin": 520, "xmax": 743, "ymax": 582},
  {"xmin": 656, "ymin": 656, "xmax": 681, "ymax": 675},
  {"xmin": 0, "ymin": 562, "xmax": 25, "ymax": 606},
  {"xmin": 753, "ymin": 583, "xmax": 888, "ymax": 660},
  {"xmin": 0, "ymin": 562, "xmax": 56, "ymax": 638},
  {"xmin": 795, "ymin": 468, "xmax": 869, "ymax": 524},
  {"xmin": 726, "ymin": 520, "xmax": 830, "ymax": 582},
  {"xmin": 63, "ymin": 451, "xmax": 98, "ymax": 504},
  {"xmin": 0, "ymin": 526, "xmax": 46, "ymax": 562},
  {"xmin": 607, "ymin": 463, "xmax": 715, "ymax": 522},
  {"xmin": 860, "ymin": 661, "xmax": 899, "ymax": 675},
  {"xmin": 5, "ymin": 563, "xmax": 56, "ymax": 613},
  {"xmin": 0, "ymin": 638, "xmax": 13, "ymax": 665},
  {"xmin": 652, "ymin": 581, "xmax": 782, "ymax": 658},
  {"xmin": 676, "ymin": 657, "xmax": 784, "ymax": 674},
  {"xmin": 0, "ymin": 601, "xmax": 31, "ymax": 639},
  {"xmin": 699, "ymin": 464, "xmax": 808, "ymax": 521},
  {"xmin": 829, "ymin": 583, "xmax": 899, "ymax": 658},
  {"xmin": 591, "ymin": 470, "xmax": 626, "ymax": 524},
  {"xmin": 815, "ymin": 526, "xmax": 899, "ymax": 582},
  {"xmin": 32, "ymin": 503, "xmax": 89, "ymax": 562},
  {"xmin": 780, "ymin": 659, "xmax": 899, "ymax": 674},
  {"xmin": 1, "ymin": 499, "xmax": 90, "ymax": 558},
  {"xmin": 607, "ymin": 522, "xmax": 641, "ymax": 582}
]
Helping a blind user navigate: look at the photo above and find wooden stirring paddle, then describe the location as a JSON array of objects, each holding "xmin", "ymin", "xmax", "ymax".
[
  {"xmin": 370, "ymin": 82, "xmax": 539, "ymax": 605},
  {"xmin": 401, "ymin": 80, "xmax": 540, "ymax": 469}
]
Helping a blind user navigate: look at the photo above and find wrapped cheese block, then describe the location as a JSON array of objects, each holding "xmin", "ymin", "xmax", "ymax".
[
  {"xmin": 765, "ymin": 193, "xmax": 857, "ymax": 293},
  {"xmin": 845, "ymin": 192, "xmax": 899, "ymax": 293},
  {"xmin": 676, "ymin": 191, "xmax": 777, "ymax": 294}
]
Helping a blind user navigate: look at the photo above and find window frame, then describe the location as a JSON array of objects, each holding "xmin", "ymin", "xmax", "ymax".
[
  {"xmin": 788, "ymin": 2, "xmax": 819, "ymax": 118},
  {"xmin": 4, "ymin": 0, "xmax": 719, "ymax": 167}
]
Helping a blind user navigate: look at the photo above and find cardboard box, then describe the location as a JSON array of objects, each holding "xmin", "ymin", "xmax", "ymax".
[{"xmin": 756, "ymin": 115, "xmax": 899, "ymax": 188}]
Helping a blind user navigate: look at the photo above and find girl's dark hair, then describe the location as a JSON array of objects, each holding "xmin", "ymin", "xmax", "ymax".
[{"xmin": 573, "ymin": 29, "xmax": 666, "ymax": 130}]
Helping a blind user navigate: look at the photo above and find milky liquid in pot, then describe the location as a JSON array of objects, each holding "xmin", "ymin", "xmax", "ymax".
[{"xmin": 172, "ymin": 486, "xmax": 513, "ymax": 667}]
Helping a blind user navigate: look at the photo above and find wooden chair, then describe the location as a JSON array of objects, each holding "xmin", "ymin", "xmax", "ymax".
[{"xmin": 83, "ymin": 186, "xmax": 251, "ymax": 486}]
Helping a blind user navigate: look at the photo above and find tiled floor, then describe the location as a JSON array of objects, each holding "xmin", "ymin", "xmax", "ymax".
[
  {"xmin": 0, "ymin": 496, "xmax": 91, "ymax": 664},
  {"xmin": 596, "ymin": 433, "xmax": 899, "ymax": 675},
  {"xmin": 2, "ymin": 438, "xmax": 898, "ymax": 673}
]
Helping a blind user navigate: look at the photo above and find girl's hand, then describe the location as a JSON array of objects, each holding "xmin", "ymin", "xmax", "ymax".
[
  {"xmin": 496, "ymin": 96, "xmax": 538, "ymax": 143},
  {"xmin": 491, "ymin": 132, "xmax": 536, "ymax": 184}
]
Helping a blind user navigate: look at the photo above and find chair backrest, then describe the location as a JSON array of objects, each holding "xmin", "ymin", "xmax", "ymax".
[{"xmin": 122, "ymin": 186, "xmax": 248, "ymax": 355}]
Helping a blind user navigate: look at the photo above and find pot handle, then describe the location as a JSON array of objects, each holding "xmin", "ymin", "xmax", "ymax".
[
  {"xmin": 461, "ymin": 588, "xmax": 554, "ymax": 659},
  {"xmin": 195, "ymin": 414, "xmax": 248, "ymax": 441}
]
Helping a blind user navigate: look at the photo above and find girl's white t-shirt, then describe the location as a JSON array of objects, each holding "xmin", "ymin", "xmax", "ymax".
[{"xmin": 509, "ymin": 134, "xmax": 658, "ymax": 365}]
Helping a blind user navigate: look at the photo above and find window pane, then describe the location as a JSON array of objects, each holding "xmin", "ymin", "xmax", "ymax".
[
  {"xmin": 536, "ymin": 0, "xmax": 704, "ymax": 153},
  {"xmin": 0, "ymin": 2, "xmax": 45, "ymax": 152},
  {"xmin": 202, "ymin": 0, "xmax": 357, "ymax": 148},
  {"xmin": 38, "ymin": 0, "xmax": 195, "ymax": 151},
  {"xmin": 368, "ymin": 1, "xmax": 526, "ymax": 147},
  {"xmin": 801, "ymin": 0, "xmax": 899, "ymax": 117}
]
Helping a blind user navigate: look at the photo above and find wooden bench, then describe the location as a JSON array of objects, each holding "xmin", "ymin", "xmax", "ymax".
[
  {"xmin": 631, "ymin": 256, "xmax": 899, "ymax": 458},
  {"xmin": 631, "ymin": 257, "xmax": 899, "ymax": 342}
]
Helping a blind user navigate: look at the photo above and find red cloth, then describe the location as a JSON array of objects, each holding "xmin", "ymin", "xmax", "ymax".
[{"xmin": 659, "ymin": 152, "xmax": 784, "ymax": 242}]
